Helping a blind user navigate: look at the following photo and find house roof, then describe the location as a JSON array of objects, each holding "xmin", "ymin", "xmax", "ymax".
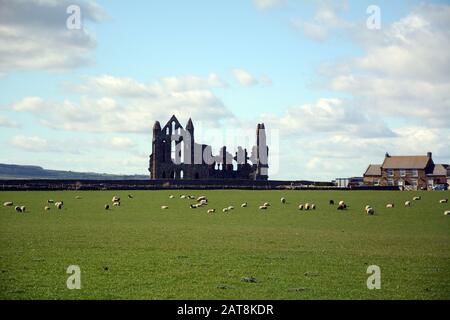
[
  {"xmin": 382, "ymin": 156, "xmax": 431, "ymax": 169},
  {"xmin": 428, "ymin": 164, "xmax": 449, "ymax": 176},
  {"xmin": 364, "ymin": 164, "xmax": 381, "ymax": 176}
]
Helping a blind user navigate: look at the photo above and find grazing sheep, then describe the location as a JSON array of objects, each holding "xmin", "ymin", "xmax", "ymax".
[
  {"xmin": 199, "ymin": 199, "xmax": 208, "ymax": 206},
  {"xmin": 15, "ymin": 206, "xmax": 22, "ymax": 213},
  {"xmin": 405, "ymin": 201, "xmax": 411, "ymax": 207},
  {"xmin": 3, "ymin": 202, "xmax": 13, "ymax": 207},
  {"xmin": 207, "ymin": 209, "xmax": 215, "ymax": 214},
  {"xmin": 55, "ymin": 202, "xmax": 63, "ymax": 209},
  {"xmin": 366, "ymin": 207, "xmax": 375, "ymax": 215},
  {"xmin": 329, "ymin": 200, "xmax": 335, "ymax": 205},
  {"xmin": 298, "ymin": 204, "xmax": 304, "ymax": 210},
  {"xmin": 444, "ymin": 211, "xmax": 450, "ymax": 216},
  {"xmin": 161, "ymin": 206, "xmax": 169, "ymax": 210},
  {"xmin": 337, "ymin": 204, "xmax": 346, "ymax": 210},
  {"xmin": 386, "ymin": 203, "xmax": 394, "ymax": 208},
  {"xmin": 112, "ymin": 196, "xmax": 120, "ymax": 203},
  {"xmin": 75, "ymin": 196, "xmax": 82, "ymax": 199},
  {"xmin": 47, "ymin": 200, "xmax": 54, "ymax": 204},
  {"xmin": 222, "ymin": 208, "xmax": 229, "ymax": 213},
  {"xmin": 227, "ymin": 206, "xmax": 234, "ymax": 210},
  {"xmin": 128, "ymin": 194, "xmax": 133, "ymax": 199},
  {"xmin": 44, "ymin": 206, "xmax": 50, "ymax": 211},
  {"xmin": 281, "ymin": 197, "xmax": 286, "ymax": 204},
  {"xmin": 188, "ymin": 195, "xmax": 196, "ymax": 200},
  {"xmin": 113, "ymin": 201, "xmax": 120, "ymax": 207},
  {"xmin": 413, "ymin": 196, "xmax": 421, "ymax": 201},
  {"xmin": 169, "ymin": 195, "xmax": 174, "ymax": 199},
  {"xmin": 104, "ymin": 204, "xmax": 110, "ymax": 210},
  {"xmin": 241, "ymin": 203, "xmax": 248, "ymax": 208},
  {"xmin": 439, "ymin": 199, "xmax": 448, "ymax": 204},
  {"xmin": 365, "ymin": 205, "xmax": 371, "ymax": 211},
  {"xmin": 311, "ymin": 204, "xmax": 316, "ymax": 210},
  {"xmin": 338, "ymin": 200, "xmax": 345, "ymax": 206},
  {"xmin": 20, "ymin": 206, "xmax": 26, "ymax": 212},
  {"xmin": 304, "ymin": 203, "xmax": 310, "ymax": 210},
  {"xmin": 197, "ymin": 196, "xmax": 207, "ymax": 202},
  {"xmin": 259, "ymin": 205, "xmax": 268, "ymax": 210},
  {"xmin": 180, "ymin": 195, "xmax": 187, "ymax": 199},
  {"xmin": 263, "ymin": 202, "xmax": 271, "ymax": 207}
]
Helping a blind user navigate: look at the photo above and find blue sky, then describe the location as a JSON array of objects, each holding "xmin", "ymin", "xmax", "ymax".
[{"xmin": 0, "ymin": 0, "xmax": 449, "ymax": 180}]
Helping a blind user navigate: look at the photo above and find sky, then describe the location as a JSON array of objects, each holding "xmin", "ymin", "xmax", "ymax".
[{"xmin": 0, "ymin": 0, "xmax": 449, "ymax": 180}]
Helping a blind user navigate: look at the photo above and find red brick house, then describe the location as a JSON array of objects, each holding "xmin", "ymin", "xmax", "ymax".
[{"xmin": 363, "ymin": 152, "xmax": 449, "ymax": 190}]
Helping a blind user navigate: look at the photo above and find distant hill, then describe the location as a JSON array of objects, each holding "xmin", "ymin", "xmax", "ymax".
[{"xmin": 0, "ymin": 164, "xmax": 148, "ymax": 180}]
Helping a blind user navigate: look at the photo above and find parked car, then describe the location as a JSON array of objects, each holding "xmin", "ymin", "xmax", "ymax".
[{"xmin": 433, "ymin": 184, "xmax": 449, "ymax": 191}]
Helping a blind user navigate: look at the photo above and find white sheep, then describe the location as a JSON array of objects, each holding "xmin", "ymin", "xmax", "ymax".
[
  {"xmin": 444, "ymin": 211, "xmax": 450, "ymax": 216},
  {"xmin": 413, "ymin": 196, "xmax": 421, "ymax": 201},
  {"xmin": 281, "ymin": 197, "xmax": 286, "ymax": 204},
  {"xmin": 365, "ymin": 205, "xmax": 371, "ymax": 211},
  {"xmin": 366, "ymin": 207, "xmax": 375, "ymax": 215},
  {"xmin": 259, "ymin": 205, "xmax": 268, "ymax": 210},
  {"xmin": 339, "ymin": 200, "xmax": 345, "ymax": 206},
  {"xmin": 169, "ymin": 195, "xmax": 174, "ymax": 199},
  {"xmin": 439, "ymin": 199, "xmax": 448, "ymax": 204},
  {"xmin": 207, "ymin": 209, "xmax": 215, "ymax": 214},
  {"xmin": 311, "ymin": 204, "xmax": 316, "ymax": 210},
  {"xmin": 298, "ymin": 204, "xmax": 304, "ymax": 210},
  {"xmin": 44, "ymin": 206, "xmax": 51, "ymax": 211},
  {"xmin": 199, "ymin": 199, "xmax": 208, "ymax": 206},
  {"xmin": 112, "ymin": 196, "xmax": 120, "ymax": 203},
  {"xmin": 304, "ymin": 203, "xmax": 310, "ymax": 210},
  {"xmin": 197, "ymin": 196, "xmax": 207, "ymax": 202},
  {"xmin": 3, "ymin": 202, "xmax": 13, "ymax": 207},
  {"xmin": 222, "ymin": 208, "xmax": 229, "ymax": 213},
  {"xmin": 113, "ymin": 201, "xmax": 120, "ymax": 207},
  {"xmin": 55, "ymin": 202, "xmax": 63, "ymax": 209},
  {"xmin": 75, "ymin": 196, "xmax": 82, "ymax": 199},
  {"xmin": 263, "ymin": 202, "xmax": 271, "ymax": 207},
  {"xmin": 405, "ymin": 201, "xmax": 411, "ymax": 207},
  {"xmin": 15, "ymin": 206, "xmax": 22, "ymax": 213},
  {"xmin": 386, "ymin": 203, "xmax": 394, "ymax": 208},
  {"xmin": 20, "ymin": 206, "xmax": 26, "ymax": 212},
  {"xmin": 104, "ymin": 204, "xmax": 110, "ymax": 210},
  {"xmin": 180, "ymin": 195, "xmax": 187, "ymax": 199},
  {"xmin": 161, "ymin": 206, "xmax": 169, "ymax": 210},
  {"xmin": 227, "ymin": 206, "xmax": 234, "ymax": 210},
  {"xmin": 241, "ymin": 203, "xmax": 248, "ymax": 208}
]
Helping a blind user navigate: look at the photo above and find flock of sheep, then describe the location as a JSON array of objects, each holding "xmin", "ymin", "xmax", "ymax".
[
  {"xmin": 2, "ymin": 194, "xmax": 449, "ymax": 216},
  {"xmin": 158, "ymin": 194, "xmax": 450, "ymax": 216}
]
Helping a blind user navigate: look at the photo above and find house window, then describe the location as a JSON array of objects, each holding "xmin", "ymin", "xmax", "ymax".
[
  {"xmin": 412, "ymin": 169, "xmax": 418, "ymax": 177},
  {"xmin": 387, "ymin": 169, "xmax": 394, "ymax": 177},
  {"xmin": 388, "ymin": 178, "xmax": 394, "ymax": 186},
  {"xmin": 400, "ymin": 169, "xmax": 406, "ymax": 177},
  {"xmin": 374, "ymin": 179, "xmax": 380, "ymax": 186}
]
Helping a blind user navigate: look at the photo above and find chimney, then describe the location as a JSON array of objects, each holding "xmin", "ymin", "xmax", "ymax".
[
  {"xmin": 427, "ymin": 152, "xmax": 432, "ymax": 158},
  {"xmin": 385, "ymin": 152, "xmax": 390, "ymax": 158}
]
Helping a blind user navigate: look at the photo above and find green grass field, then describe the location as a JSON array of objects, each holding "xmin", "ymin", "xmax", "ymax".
[{"xmin": 1, "ymin": 190, "xmax": 449, "ymax": 300}]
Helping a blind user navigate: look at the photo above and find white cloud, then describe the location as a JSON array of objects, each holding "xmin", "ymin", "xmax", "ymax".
[
  {"xmin": 9, "ymin": 73, "xmax": 235, "ymax": 133},
  {"xmin": 11, "ymin": 135, "xmax": 51, "ymax": 152},
  {"xmin": 0, "ymin": 0, "xmax": 106, "ymax": 73},
  {"xmin": 0, "ymin": 115, "xmax": 19, "ymax": 128},
  {"xmin": 261, "ymin": 98, "xmax": 396, "ymax": 138},
  {"xmin": 253, "ymin": 0, "xmax": 285, "ymax": 10},
  {"xmin": 324, "ymin": 3, "xmax": 450, "ymax": 128},
  {"xmin": 110, "ymin": 137, "xmax": 136, "ymax": 148},
  {"xmin": 232, "ymin": 69, "xmax": 258, "ymax": 87},
  {"xmin": 291, "ymin": 1, "xmax": 350, "ymax": 41}
]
